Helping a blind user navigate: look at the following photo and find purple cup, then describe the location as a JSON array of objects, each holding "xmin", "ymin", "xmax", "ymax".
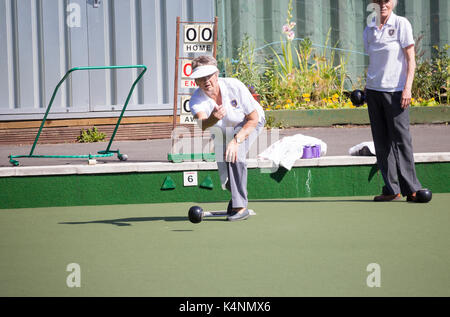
[
  {"xmin": 302, "ymin": 146, "xmax": 313, "ymax": 159},
  {"xmin": 312, "ymin": 144, "xmax": 321, "ymax": 158}
]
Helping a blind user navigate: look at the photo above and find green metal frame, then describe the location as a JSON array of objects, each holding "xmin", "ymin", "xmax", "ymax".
[
  {"xmin": 167, "ymin": 153, "xmax": 216, "ymax": 163},
  {"xmin": 9, "ymin": 65, "xmax": 147, "ymax": 166}
]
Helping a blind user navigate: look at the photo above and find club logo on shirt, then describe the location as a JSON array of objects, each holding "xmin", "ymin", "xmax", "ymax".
[
  {"xmin": 231, "ymin": 99, "xmax": 238, "ymax": 107},
  {"xmin": 388, "ymin": 29, "xmax": 395, "ymax": 36}
]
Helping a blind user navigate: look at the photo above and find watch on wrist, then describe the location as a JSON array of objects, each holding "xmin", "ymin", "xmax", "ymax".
[{"xmin": 234, "ymin": 135, "xmax": 243, "ymax": 144}]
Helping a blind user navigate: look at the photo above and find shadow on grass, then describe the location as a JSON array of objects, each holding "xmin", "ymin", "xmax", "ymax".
[
  {"xmin": 197, "ymin": 198, "xmax": 376, "ymax": 208},
  {"xmin": 59, "ymin": 216, "xmax": 230, "ymax": 227},
  {"xmin": 59, "ymin": 197, "xmax": 382, "ymax": 227},
  {"xmin": 249, "ymin": 199, "xmax": 376, "ymax": 203},
  {"xmin": 59, "ymin": 216, "xmax": 188, "ymax": 227}
]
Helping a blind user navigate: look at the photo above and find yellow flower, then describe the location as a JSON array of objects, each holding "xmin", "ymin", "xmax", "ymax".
[
  {"xmin": 275, "ymin": 104, "xmax": 281, "ymax": 109},
  {"xmin": 302, "ymin": 93, "xmax": 311, "ymax": 98},
  {"xmin": 304, "ymin": 98, "xmax": 310, "ymax": 102},
  {"xmin": 332, "ymin": 93, "xmax": 339, "ymax": 99}
]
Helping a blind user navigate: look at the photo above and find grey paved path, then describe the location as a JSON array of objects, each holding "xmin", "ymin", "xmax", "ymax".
[{"xmin": 1, "ymin": 124, "xmax": 449, "ymax": 167}]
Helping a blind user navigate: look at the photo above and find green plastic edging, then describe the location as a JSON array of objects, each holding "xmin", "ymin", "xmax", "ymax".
[
  {"xmin": 1, "ymin": 162, "xmax": 448, "ymax": 209},
  {"xmin": 266, "ymin": 105, "xmax": 449, "ymax": 127},
  {"xmin": 168, "ymin": 153, "xmax": 216, "ymax": 163}
]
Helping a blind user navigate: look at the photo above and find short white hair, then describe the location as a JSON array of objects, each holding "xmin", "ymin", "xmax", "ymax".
[
  {"xmin": 192, "ymin": 55, "xmax": 217, "ymax": 70},
  {"xmin": 373, "ymin": 0, "xmax": 398, "ymax": 8}
]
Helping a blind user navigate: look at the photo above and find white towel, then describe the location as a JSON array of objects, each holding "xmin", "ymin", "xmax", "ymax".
[
  {"xmin": 349, "ymin": 141, "xmax": 376, "ymax": 156},
  {"xmin": 258, "ymin": 134, "xmax": 327, "ymax": 170}
]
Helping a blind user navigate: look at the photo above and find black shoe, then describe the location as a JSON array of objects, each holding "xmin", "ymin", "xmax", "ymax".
[
  {"xmin": 227, "ymin": 200, "xmax": 234, "ymax": 215},
  {"xmin": 407, "ymin": 193, "xmax": 417, "ymax": 202},
  {"xmin": 373, "ymin": 193, "xmax": 402, "ymax": 202},
  {"xmin": 227, "ymin": 208, "xmax": 250, "ymax": 222}
]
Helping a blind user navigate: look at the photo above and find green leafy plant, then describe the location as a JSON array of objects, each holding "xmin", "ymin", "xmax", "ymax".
[
  {"xmin": 270, "ymin": 0, "xmax": 296, "ymax": 80},
  {"xmin": 77, "ymin": 127, "xmax": 106, "ymax": 143},
  {"xmin": 413, "ymin": 37, "xmax": 449, "ymax": 104},
  {"xmin": 265, "ymin": 30, "xmax": 351, "ymax": 110},
  {"xmin": 224, "ymin": 34, "xmax": 265, "ymax": 90},
  {"xmin": 264, "ymin": 115, "xmax": 285, "ymax": 129}
]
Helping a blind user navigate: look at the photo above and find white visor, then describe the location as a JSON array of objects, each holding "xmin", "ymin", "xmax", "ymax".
[{"xmin": 190, "ymin": 65, "xmax": 219, "ymax": 79}]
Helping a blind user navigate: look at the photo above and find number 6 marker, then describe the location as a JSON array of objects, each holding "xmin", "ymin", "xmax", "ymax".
[{"xmin": 183, "ymin": 171, "xmax": 198, "ymax": 186}]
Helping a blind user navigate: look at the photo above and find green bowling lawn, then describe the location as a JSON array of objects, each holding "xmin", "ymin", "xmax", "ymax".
[{"xmin": 1, "ymin": 194, "xmax": 449, "ymax": 297}]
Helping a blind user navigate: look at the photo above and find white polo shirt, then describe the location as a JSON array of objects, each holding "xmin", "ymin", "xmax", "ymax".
[
  {"xmin": 189, "ymin": 77, "xmax": 265, "ymax": 134},
  {"xmin": 363, "ymin": 13, "xmax": 415, "ymax": 92}
]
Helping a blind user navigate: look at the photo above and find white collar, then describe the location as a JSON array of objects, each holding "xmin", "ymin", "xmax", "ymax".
[
  {"xmin": 384, "ymin": 12, "xmax": 397, "ymax": 27},
  {"xmin": 370, "ymin": 12, "xmax": 397, "ymax": 29}
]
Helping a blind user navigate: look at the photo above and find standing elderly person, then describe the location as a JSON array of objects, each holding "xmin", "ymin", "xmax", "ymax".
[
  {"xmin": 364, "ymin": 0, "xmax": 424, "ymax": 202},
  {"xmin": 189, "ymin": 55, "xmax": 265, "ymax": 221}
]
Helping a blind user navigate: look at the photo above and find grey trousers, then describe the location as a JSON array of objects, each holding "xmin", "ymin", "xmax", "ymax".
[
  {"xmin": 217, "ymin": 121, "xmax": 264, "ymax": 209},
  {"xmin": 366, "ymin": 89, "xmax": 422, "ymax": 196}
]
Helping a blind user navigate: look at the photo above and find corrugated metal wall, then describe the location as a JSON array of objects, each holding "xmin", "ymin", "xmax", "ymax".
[
  {"xmin": 216, "ymin": 0, "xmax": 449, "ymax": 87},
  {"xmin": 0, "ymin": 0, "xmax": 215, "ymax": 120}
]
